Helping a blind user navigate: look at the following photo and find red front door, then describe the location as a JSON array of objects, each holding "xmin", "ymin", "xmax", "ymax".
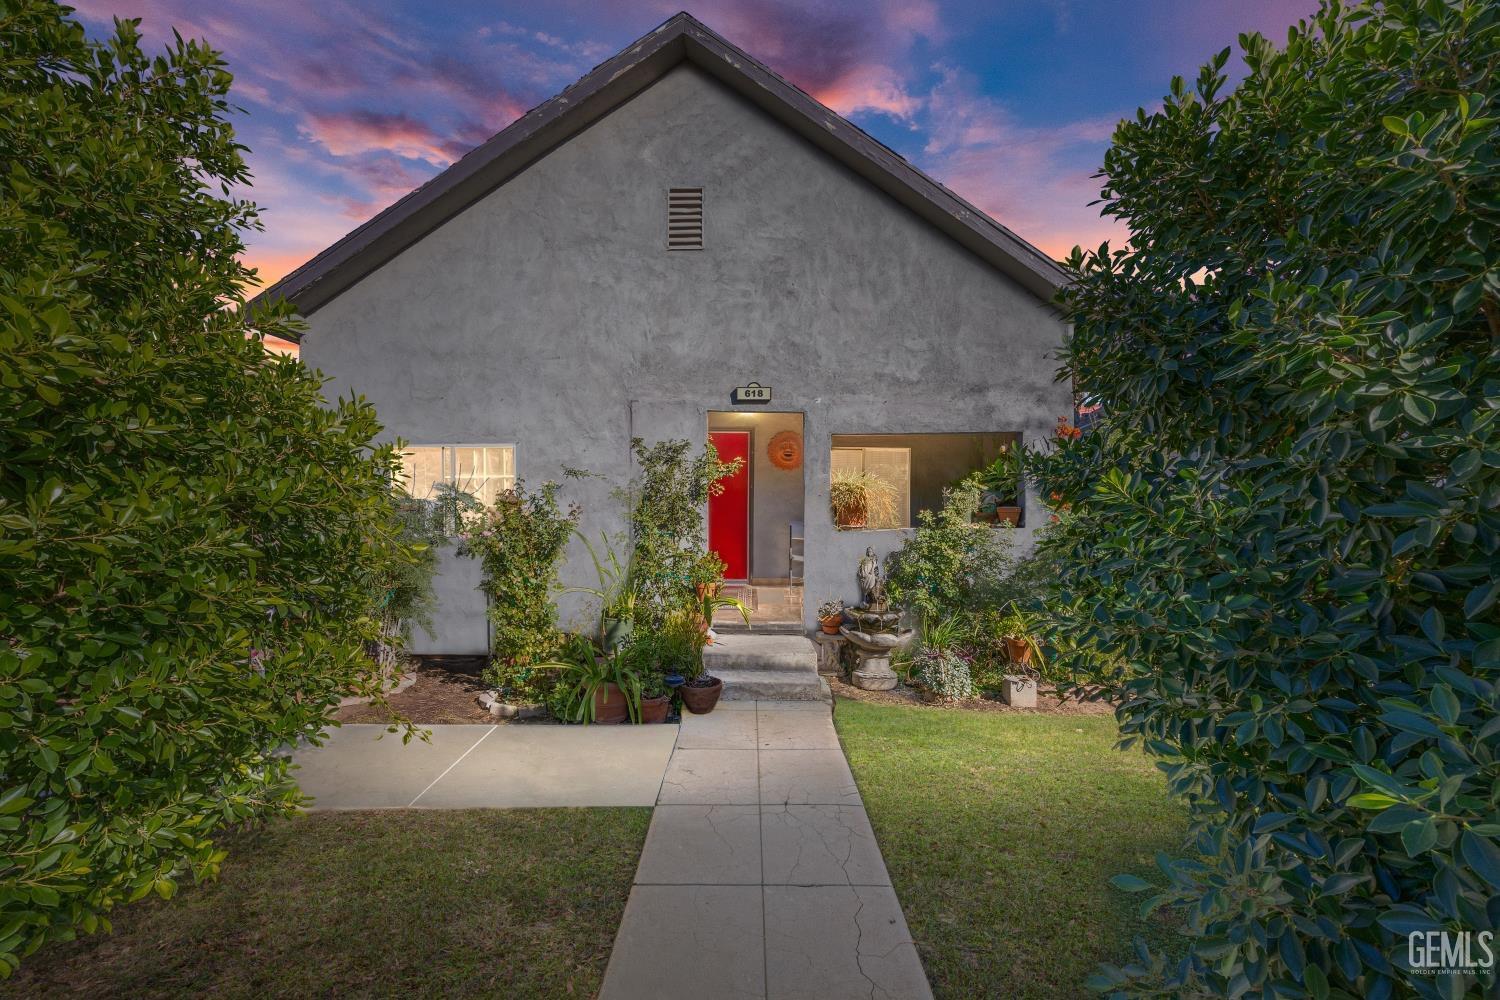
[{"xmin": 708, "ymin": 431, "xmax": 750, "ymax": 581}]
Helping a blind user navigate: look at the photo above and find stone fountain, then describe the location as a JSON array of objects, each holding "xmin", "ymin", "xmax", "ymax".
[{"xmin": 839, "ymin": 547, "xmax": 913, "ymax": 690}]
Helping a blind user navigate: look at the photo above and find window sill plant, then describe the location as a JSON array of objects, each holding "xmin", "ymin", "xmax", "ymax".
[
  {"xmin": 830, "ymin": 469, "xmax": 897, "ymax": 529},
  {"xmin": 972, "ymin": 446, "xmax": 1023, "ymax": 525}
]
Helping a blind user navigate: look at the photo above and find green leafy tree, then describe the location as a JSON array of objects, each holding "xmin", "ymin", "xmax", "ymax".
[
  {"xmin": 1030, "ymin": 2, "xmax": 1499, "ymax": 996},
  {"xmin": 0, "ymin": 2, "xmax": 415, "ymax": 971}
]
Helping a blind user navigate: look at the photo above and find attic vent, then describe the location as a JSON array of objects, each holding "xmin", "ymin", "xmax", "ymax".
[{"xmin": 667, "ymin": 187, "xmax": 704, "ymax": 250}]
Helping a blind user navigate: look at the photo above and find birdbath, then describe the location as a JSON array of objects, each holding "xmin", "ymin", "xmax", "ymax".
[
  {"xmin": 840, "ymin": 625, "xmax": 912, "ymax": 690},
  {"xmin": 840, "ymin": 547, "xmax": 913, "ymax": 690}
]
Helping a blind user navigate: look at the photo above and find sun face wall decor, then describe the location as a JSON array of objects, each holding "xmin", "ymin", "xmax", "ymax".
[{"xmin": 768, "ymin": 430, "xmax": 802, "ymax": 470}]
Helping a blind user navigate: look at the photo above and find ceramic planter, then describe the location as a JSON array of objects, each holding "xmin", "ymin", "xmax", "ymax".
[
  {"xmin": 1001, "ymin": 675, "xmax": 1037, "ymax": 708},
  {"xmin": 834, "ymin": 508, "xmax": 868, "ymax": 529},
  {"xmin": 591, "ymin": 682, "xmax": 629, "ymax": 724},
  {"xmin": 818, "ymin": 615, "xmax": 843, "ymax": 635},
  {"xmin": 1003, "ymin": 636, "xmax": 1033, "ymax": 664},
  {"xmin": 680, "ymin": 676, "xmax": 723, "ymax": 714},
  {"xmin": 974, "ymin": 506, "xmax": 1022, "ymax": 526},
  {"xmin": 638, "ymin": 694, "xmax": 670, "ymax": 723}
]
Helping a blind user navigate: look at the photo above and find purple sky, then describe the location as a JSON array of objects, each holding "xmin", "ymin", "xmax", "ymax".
[{"xmin": 70, "ymin": 1, "xmax": 1316, "ymax": 288}]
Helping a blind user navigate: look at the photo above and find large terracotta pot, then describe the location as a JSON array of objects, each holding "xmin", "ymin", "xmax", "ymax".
[
  {"xmin": 835, "ymin": 505, "xmax": 868, "ymax": 529},
  {"xmin": 638, "ymin": 694, "xmax": 670, "ymax": 723},
  {"xmin": 1003, "ymin": 637, "xmax": 1033, "ymax": 665},
  {"xmin": 592, "ymin": 682, "xmax": 629, "ymax": 724},
  {"xmin": 680, "ymin": 676, "xmax": 723, "ymax": 715}
]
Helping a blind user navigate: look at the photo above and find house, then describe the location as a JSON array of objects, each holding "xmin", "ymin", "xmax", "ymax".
[{"xmin": 259, "ymin": 12, "xmax": 1071, "ymax": 656}]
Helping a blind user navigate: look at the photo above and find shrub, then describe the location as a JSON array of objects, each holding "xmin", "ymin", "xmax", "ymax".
[
  {"xmin": 0, "ymin": 4, "xmax": 415, "ymax": 971},
  {"xmin": 912, "ymin": 649, "xmax": 975, "ymax": 701},
  {"xmin": 887, "ymin": 479, "xmax": 1046, "ymax": 622},
  {"xmin": 623, "ymin": 438, "xmax": 739, "ymax": 630},
  {"xmin": 459, "ymin": 481, "xmax": 579, "ymax": 683},
  {"xmin": 1031, "ymin": 2, "xmax": 1500, "ymax": 996}
]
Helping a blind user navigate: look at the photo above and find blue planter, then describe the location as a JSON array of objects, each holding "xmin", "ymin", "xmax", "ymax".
[{"xmin": 664, "ymin": 673, "xmax": 686, "ymax": 689}]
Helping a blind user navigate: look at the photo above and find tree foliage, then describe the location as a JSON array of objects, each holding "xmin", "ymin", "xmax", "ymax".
[
  {"xmin": 1032, "ymin": 2, "xmax": 1500, "ymax": 996},
  {"xmin": 0, "ymin": 2, "xmax": 414, "ymax": 970}
]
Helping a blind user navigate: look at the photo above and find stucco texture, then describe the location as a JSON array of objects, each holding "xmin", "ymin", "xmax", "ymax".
[{"xmin": 301, "ymin": 64, "xmax": 1070, "ymax": 651}]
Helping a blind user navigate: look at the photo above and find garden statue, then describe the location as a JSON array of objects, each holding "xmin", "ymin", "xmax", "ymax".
[
  {"xmin": 857, "ymin": 546, "xmax": 884, "ymax": 608},
  {"xmin": 841, "ymin": 547, "xmax": 912, "ymax": 690}
]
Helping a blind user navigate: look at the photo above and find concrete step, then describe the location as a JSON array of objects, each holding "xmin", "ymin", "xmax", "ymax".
[
  {"xmin": 711, "ymin": 667, "xmax": 831, "ymax": 702},
  {"xmin": 703, "ymin": 633, "xmax": 818, "ymax": 673},
  {"xmin": 704, "ymin": 634, "xmax": 827, "ymax": 702}
]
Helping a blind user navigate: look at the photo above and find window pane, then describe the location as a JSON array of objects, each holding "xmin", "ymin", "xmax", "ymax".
[
  {"xmin": 398, "ymin": 447, "xmax": 444, "ymax": 500},
  {"xmin": 830, "ymin": 448, "xmax": 863, "ymax": 477},
  {"xmin": 862, "ymin": 447, "xmax": 911, "ymax": 528},
  {"xmin": 486, "ymin": 446, "xmax": 517, "ymax": 498}
]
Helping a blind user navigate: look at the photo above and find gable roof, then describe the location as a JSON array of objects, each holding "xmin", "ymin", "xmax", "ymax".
[{"xmin": 253, "ymin": 11, "xmax": 1071, "ymax": 321}]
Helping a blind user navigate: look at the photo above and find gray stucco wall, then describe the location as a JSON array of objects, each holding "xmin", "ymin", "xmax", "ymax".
[{"xmin": 301, "ymin": 64, "xmax": 1070, "ymax": 651}]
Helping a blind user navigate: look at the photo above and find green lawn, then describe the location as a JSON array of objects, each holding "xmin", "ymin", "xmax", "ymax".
[
  {"xmin": 835, "ymin": 700, "xmax": 1186, "ymax": 999},
  {"xmin": 2, "ymin": 808, "xmax": 650, "ymax": 999}
]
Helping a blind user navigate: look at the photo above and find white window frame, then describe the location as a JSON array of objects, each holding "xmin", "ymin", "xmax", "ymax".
[{"xmin": 399, "ymin": 443, "xmax": 518, "ymax": 507}]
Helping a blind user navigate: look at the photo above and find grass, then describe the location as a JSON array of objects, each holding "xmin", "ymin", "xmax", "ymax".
[
  {"xmin": 834, "ymin": 700, "xmax": 1187, "ymax": 999},
  {"xmin": 2, "ymin": 808, "xmax": 650, "ymax": 999}
]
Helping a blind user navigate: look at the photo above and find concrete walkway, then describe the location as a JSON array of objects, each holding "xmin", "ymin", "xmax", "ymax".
[
  {"xmin": 294, "ymin": 724, "xmax": 679, "ymax": 809},
  {"xmin": 600, "ymin": 701, "xmax": 933, "ymax": 1000}
]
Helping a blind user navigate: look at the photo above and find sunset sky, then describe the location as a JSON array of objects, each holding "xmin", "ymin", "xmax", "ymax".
[{"xmin": 70, "ymin": 0, "xmax": 1316, "ymax": 290}]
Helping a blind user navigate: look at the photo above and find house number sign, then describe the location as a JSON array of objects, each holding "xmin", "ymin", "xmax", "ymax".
[{"xmin": 732, "ymin": 382, "xmax": 773, "ymax": 404}]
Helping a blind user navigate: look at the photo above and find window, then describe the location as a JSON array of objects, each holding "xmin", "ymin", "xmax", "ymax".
[
  {"xmin": 399, "ymin": 444, "xmax": 516, "ymax": 506},
  {"xmin": 831, "ymin": 446, "xmax": 911, "ymax": 529}
]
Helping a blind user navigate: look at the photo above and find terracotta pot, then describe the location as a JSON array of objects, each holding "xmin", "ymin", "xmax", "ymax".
[
  {"xmin": 1003, "ymin": 637, "xmax": 1033, "ymax": 665},
  {"xmin": 638, "ymin": 694, "xmax": 670, "ymax": 723},
  {"xmin": 835, "ymin": 508, "xmax": 867, "ymax": 529},
  {"xmin": 994, "ymin": 506, "xmax": 1022, "ymax": 525},
  {"xmin": 680, "ymin": 676, "xmax": 723, "ymax": 715},
  {"xmin": 591, "ymin": 682, "xmax": 629, "ymax": 724},
  {"xmin": 819, "ymin": 616, "xmax": 843, "ymax": 635}
]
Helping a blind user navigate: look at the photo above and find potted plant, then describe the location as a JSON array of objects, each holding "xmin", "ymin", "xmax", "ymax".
[
  {"xmin": 830, "ymin": 469, "xmax": 897, "ymax": 529},
  {"xmin": 973, "ymin": 446, "xmax": 1023, "ymax": 525},
  {"xmin": 697, "ymin": 589, "xmax": 751, "ymax": 645},
  {"xmin": 655, "ymin": 611, "xmax": 722, "ymax": 714},
  {"xmin": 568, "ymin": 531, "xmax": 638, "ymax": 651},
  {"xmin": 638, "ymin": 670, "xmax": 671, "ymax": 723},
  {"xmin": 541, "ymin": 634, "xmax": 643, "ymax": 724},
  {"xmin": 997, "ymin": 610, "xmax": 1044, "ymax": 708},
  {"xmin": 816, "ymin": 599, "xmax": 845, "ymax": 634}
]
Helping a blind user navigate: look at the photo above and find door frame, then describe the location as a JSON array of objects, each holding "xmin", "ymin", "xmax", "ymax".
[{"xmin": 708, "ymin": 429, "xmax": 752, "ymax": 582}]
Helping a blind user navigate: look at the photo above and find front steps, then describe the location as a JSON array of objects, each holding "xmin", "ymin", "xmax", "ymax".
[{"xmin": 703, "ymin": 633, "xmax": 830, "ymax": 702}]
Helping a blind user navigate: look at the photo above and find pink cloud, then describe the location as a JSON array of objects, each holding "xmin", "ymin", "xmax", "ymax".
[
  {"xmin": 918, "ymin": 65, "xmax": 1127, "ymax": 258},
  {"xmin": 298, "ymin": 109, "xmax": 480, "ymax": 167}
]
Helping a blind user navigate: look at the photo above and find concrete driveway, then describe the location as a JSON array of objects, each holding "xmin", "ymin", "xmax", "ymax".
[{"xmin": 294, "ymin": 723, "xmax": 680, "ymax": 809}]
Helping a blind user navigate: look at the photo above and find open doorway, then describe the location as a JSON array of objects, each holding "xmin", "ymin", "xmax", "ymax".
[{"xmin": 707, "ymin": 410, "xmax": 805, "ymax": 630}]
